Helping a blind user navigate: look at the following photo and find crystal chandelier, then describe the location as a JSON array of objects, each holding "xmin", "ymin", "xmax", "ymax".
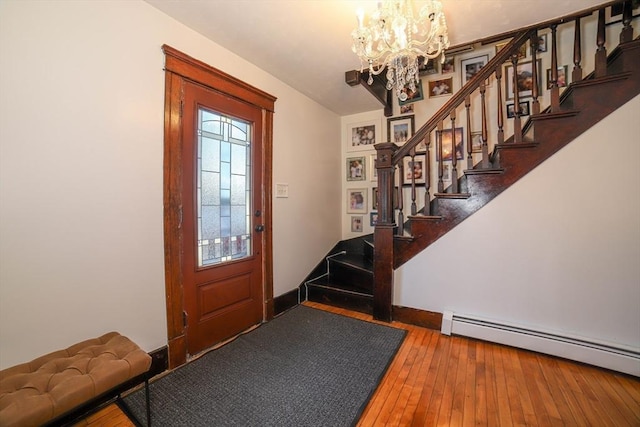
[{"xmin": 351, "ymin": 0, "xmax": 450, "ymax": 101}]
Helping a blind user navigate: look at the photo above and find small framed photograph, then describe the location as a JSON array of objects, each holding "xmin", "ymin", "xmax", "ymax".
[
  {"xmin": 346, "ymin": 119, "xmax": 380, "ymax": 152},
  {"xmin": 437, "ymin": 127, "xmax": 464, "ymax": 161},
  {"xmin": 369, "ymin": 154, "xmax": 377, "ymax": 181},
  {"xmin": 546, "ymin": 65, "xmax": 568, "ymax": 88},
  {"xmin": 496, "ymin": 41, "xmax": 527, "ymax": 59},
  {"xmin": 461, "ymin": 55, "xmax": 489, "ymax": 85},
  {"xmin": 351, "ymin": 216, "xmax": 363, "ymax": 232},
  {"xmin": 399, "ymin": 81, "xmax": 424, "ymax": 105},
  {"xmin": 506, "ymin": 101, "xmax": 530, "ymax": 118},
  {"xmin": 387, "ymin": 115, "xmax": 415, "ymax": 144},
  {"xmin": 442, "ymin": 163, "xmax": 452, "ymax": 183},
  {"xmin": 441, "ymin": 56, "xmax": 455, "ymax": 74},
  {"xmin": 370, "ymin": 212, "xmax": 378, "ymax": 227},
  {"xmin": 415, "ymin": 137, "xmax": 428, "ymax": 154},
  {"xmin": 347, "ymin": 188, "xmax": 368, "ymax": 214},
  {"xmin": 505, "ymin": 60, "xmax": 541, "ymax": 100},
  {"xmin": 402, "ymin": 155, "xmax": 426, "ymax": 185},
  {"xmin": 534, "ymin": 34, "xmax": 548, "ymax": 53},
  {"xmin": 346, "ymin": 156, "xmax": 366, "ymax": 181},
  {"xmin": 428, "ymin": 77, "xmax": 453, "ymax": 97},
  {"xmin": 418, "ymin": 56, "xmax": 438, "ymax": 75},
  {"xmin": 400, "ymin": 104, "xmax": 414, "ymax": 114},
  {"xmin": 470, "ymin": 131, "xmax": 483, "ymax": 153}
]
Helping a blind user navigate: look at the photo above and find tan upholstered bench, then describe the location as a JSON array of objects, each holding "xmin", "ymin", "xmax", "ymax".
[{"xmin": 0, "ymin": 332, "xmax": 152, "ymax": 427}]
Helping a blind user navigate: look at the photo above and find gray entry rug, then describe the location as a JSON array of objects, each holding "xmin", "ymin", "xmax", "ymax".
[{"xmin": 120, "ymin": 305, "xmax": 406, "ymax": 427}]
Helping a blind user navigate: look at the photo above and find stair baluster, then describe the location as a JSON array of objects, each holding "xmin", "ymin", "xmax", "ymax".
[
  {"xmin": 424, "ymin": 135, "xmax": 432, "ymax": 216},
  {"xmin": 465, "ymin": 95, "xmax": 473, "ymax": 170},
  {"xmin": 573, "ymin": 17, "xmax": 583, "ymax": 82},
  {"xmin": 437, "ymin": 122, "xmax": 444, "ymax": 192},
  {"xmin": 480, "ymin": 82, "xmax": 490, "ymax": 168},
  {"xmin": 450, "ymin": 111, "xmax": 459, "ymax": 193},
  {"xmin": 530, "ymin": 29, "xmax": 541, "ymax": 115},
  {"xmin": 496, "ymin": 66, "xmax": 505, "ymax": 145},
  {"xmin": 409, "ymin": 148, "xmax": 417, "ymax": 215},
  {"xmin": 397, "ymin": 161, "xmax": 404, "ymax": 236},
  {"xmin": 510, "ymin": 53, "xmax": 523, "ymax": 143},
  {"xmin": 620, "ymin": 0, "xmax": 633, "ymax": 43},
  {"xmin": 595, "ymin": 8, "xmax": 607, "ymax": 78},
  {"xmin": 550, "ymin": 24, "xmax": 560, "ymax": 112}
]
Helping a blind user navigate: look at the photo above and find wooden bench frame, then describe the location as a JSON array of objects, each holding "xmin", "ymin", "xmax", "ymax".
[{"xmin": 43, "ymin": 373, "xmax": 151, "ymax": 427}]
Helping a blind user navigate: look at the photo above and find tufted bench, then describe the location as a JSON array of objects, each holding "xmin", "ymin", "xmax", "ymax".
[{"xmin": 0, "ymin": 332, "xmax": 152, "ymax": 427}]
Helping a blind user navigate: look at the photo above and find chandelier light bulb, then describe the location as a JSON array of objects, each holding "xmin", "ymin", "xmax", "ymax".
[{"xmin": 351, "ymin": 0, "xmax": 450, "ymax": 102}]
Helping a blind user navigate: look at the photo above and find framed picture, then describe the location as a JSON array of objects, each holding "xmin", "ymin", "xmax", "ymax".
[
  {"xmin": 398, "ymin": 80, "xmax": 424, "ymax": 105},
  {"xmin": 400, "ymin": 104, "xmax": 414, "ymax": 115},
  {"xmin": 505, "ymin": 60, "xmax": 541, "ymax": 100},
  {"xmin": 415, "ymin": 137, "xmax": 428, "ymax": 154},
  {"xmin": 506, "ymin": 101, "xmax": 531, "ymax": 118},
  {"xmin": 606, "ymin": 3, "xmax": 640, "ymax": 25},
  {"xmin": 461, "ymin": 55, "xmax": 489, "ymax": 84},
  {"xmin": 428, "ymin": 77, "xmax": 453, "ymax": 97},
  {"xmin": 347, "ymin": 188, "xmax": 368, "ymax": 214},
  {"xmin": 546, "ymin": 65, "xmax": 568, "ymax": 88},
  {"xmin": 372, "ymin": 186, "xmax": 399, "ymax": 210},
  {"xmin": 418, "ymin": 56, "xmax": 438, "ymax": 75},
  {"xmin": 351, "ymin": 216, "xmax": 363, "ymax": 232},
  {"xmin": 441, "ymin": 56, "xmax": 455, "ymax": 74},
  {"xmin": 470, "ymin": 131, "xmax": 483, "ymax": 153},
  {"xmin": 402, "ymin": 155, "xmax": 426, "ymax": 185},
  {"xmin": 495, "ymin": 41, "xmax": 527, "ymax": 60},
  {"xmin": 370, "ymin": 212, "xmax": 378, "ymax": 227},
  {"xmin": 369, "ymin": 154, "xmax": 377, "ymax": 181},
  {"xmin": 534, "ymin": 34, "xmax": 548, "ymax": 53},
  {"xmin": 346, "ymin": 119, "xmax": 380, "ymax": 151},
  {"xmin": 387, "ymin": 115, "xmax": 415, "ymax": 144},
  {"xmin": 346, "ymin": 156, "xmax": 366, "ymax": 181},
  {"xmin": 442, "ymin": 163, "xmax": 452, "ymax": 183},
  {"xmin": 437, "ymin": 127, "xmax": 464, "ymax": 161}
]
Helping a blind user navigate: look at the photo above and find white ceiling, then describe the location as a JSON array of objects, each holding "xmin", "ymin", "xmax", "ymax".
[{"xmin": 144, "ymin": 0, "xmax": 605, "ymax": 116}]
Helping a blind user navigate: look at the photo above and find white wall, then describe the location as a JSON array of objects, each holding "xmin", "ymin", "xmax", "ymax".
[
  {"xmin": 396, "ymin": 95, "xmax": 640, "ymax": 352},
  {"xmin": 0, "ymin": 0, "xmax": 341, "ymax": 368}
]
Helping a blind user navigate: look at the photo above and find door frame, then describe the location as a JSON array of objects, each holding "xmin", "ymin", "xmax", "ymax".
[{"xmin": 162, "ymin": 45, "xmax": 276, "ymax": 369}]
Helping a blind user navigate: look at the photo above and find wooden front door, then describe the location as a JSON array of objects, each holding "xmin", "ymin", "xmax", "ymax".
[
  {"xmin": 182, "ymin": 82, "xmax": 264, "ymax": 355},
  {"xmin": 162, "ymin": 45, "xmax": 276, "ymax": 367}
]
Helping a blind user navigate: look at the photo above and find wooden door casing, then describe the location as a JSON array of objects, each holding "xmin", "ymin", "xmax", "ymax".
[{"xmin": 162, "ymin": 45, "xmax": 276, "ymax": 368}]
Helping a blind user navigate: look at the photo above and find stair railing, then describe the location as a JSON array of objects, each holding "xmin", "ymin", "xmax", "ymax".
[{"xmin": 372, "ymin": 0, "xmax": 636, "ymax": 322}]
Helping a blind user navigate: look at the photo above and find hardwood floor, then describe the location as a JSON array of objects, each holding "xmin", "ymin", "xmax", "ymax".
[{"xmin": 80, "ymin": 301, "xmax": 640, "ymax": 426}]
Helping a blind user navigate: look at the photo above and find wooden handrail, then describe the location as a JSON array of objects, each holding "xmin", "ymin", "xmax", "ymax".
[{"xmin": 389, "ymin": 30, "xmax": 534, "ymax": 166}]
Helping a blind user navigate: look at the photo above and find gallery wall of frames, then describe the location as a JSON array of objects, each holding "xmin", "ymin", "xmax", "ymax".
[{"xmin": 341, "ymin": 23, "xmax": 592, "ymax": 238}]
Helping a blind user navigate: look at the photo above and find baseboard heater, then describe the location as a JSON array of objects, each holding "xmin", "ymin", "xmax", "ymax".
[{"xmin": 441, "ymin": 311, "xmax": 640, "ymax": 377}]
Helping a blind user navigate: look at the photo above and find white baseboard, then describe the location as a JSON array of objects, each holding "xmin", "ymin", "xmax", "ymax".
[{"xmin": 441, "ymin": 311, "xmax": 640, "ymax": 377}]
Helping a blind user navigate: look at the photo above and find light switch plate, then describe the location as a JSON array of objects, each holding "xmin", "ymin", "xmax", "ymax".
[{"xmin": 276, "ymin": 183, "xmax": 289, "ymax": 198}]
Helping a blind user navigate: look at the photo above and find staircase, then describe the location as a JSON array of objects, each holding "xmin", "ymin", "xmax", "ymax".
[
  {"xmin": 302, "ymin": 1, "xmax": 639, "ymax": 322},
  {"xmin": 303, "ymin": 235, "xmax": 375, "ymax": 314}
]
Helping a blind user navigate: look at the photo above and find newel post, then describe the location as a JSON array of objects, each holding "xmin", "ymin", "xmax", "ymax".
[{"xmin": 373, "ymin": 143, "xmax": 397, "ymax": 322}]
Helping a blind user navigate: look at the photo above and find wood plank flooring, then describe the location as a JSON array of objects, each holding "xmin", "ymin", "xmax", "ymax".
[{"xmin": 79, "ymin": 301, "xmax": 640, "ymax": 426}]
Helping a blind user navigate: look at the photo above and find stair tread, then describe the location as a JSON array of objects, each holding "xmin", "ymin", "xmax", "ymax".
[
  {"xmin": 465, "ymin": 168, "xmax": 505, "ymax": 175},
  {"xmin": 330, "ymin": 253, "xmax": 373, "ymax": 272},
  {"xmin": 435, "ymin": 192, "xmax": 471, "ymax": 199},
  {"xmin": 306, "ymin": 276, "xmax": 373, "ymax": 296}
]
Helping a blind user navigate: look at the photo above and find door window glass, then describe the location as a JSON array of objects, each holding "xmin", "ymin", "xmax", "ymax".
[{"xmin": 197, "ymin": 108, "xmax": 251, "ymax": 266}]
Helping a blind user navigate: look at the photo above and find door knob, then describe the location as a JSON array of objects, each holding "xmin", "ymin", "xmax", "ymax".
[{"xmin": 255, "ymin": 225, "xmax": 265, "ymax": 232}]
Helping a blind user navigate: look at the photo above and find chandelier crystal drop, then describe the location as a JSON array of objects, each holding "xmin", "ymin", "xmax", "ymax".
[{"xmin": 351, "ymin": 0, "xmax": 450, "ymax": 102}]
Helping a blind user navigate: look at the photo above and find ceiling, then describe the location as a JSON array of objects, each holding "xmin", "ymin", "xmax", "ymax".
[{"xmin": 144, "ymin": 0, "xmax": 605, "ymax": 116}]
